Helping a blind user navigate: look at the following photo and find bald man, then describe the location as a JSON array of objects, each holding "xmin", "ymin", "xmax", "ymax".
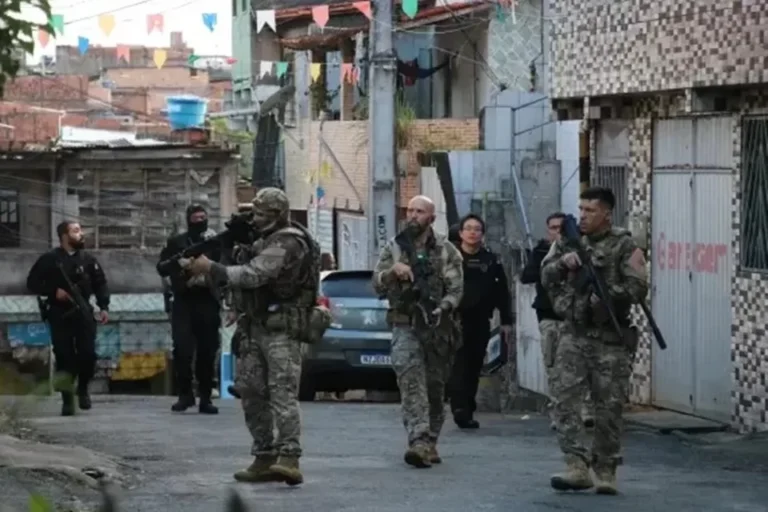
[{"xmin": 373, "ymin": 196, "xmax": 464, "ymax": 468}]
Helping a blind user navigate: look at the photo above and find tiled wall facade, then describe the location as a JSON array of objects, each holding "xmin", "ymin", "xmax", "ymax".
[
  {"xmin": 584, "ymin": 90, "xmax": 768, "ymax": 433},
  {"xmin": 487, "ymin": 0, "xmax": 542, "ymax": 93},
  {"xmin": 549, "ymin": 0, "xmax": 768, "ymax": 99}
]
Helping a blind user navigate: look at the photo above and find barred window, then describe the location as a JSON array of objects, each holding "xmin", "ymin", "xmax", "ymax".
[{"xmin": 741, "ymin": 117, "xmax": 768, "ymax": 271}]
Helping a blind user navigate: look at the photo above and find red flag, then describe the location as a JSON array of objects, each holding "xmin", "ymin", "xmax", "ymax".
[
  {"xmin": 116, "ymin": 45, "xmax": 130, "ymax": 62},
  {"xmin": 147, "ymin": 14, "xmax": 164, "ymax": 34},
  {"xmin": 312, "ymin": 5, "xmax": 329, "ymax": 28},
  {"xmin": 353, "ymin": 1, "xmax": 372, "ymax": 19}
]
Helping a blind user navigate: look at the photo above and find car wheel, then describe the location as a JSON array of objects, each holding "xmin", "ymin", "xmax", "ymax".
[{"xmin": 299, "ymin": 372, "xmax": 315, "ymax": 402}]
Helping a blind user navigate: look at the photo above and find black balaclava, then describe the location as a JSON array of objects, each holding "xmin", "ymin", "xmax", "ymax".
[{"xmin": 186, "ymin": 204, "xmax": 208, "ymax": 241}]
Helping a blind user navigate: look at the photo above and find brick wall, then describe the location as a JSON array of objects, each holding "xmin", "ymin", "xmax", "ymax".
[
  {"xmin": 286, "ymin": 118, "xmax": 480, "ymax": 212},
  {"xmin": 550, "ymin": 0, "xmax": 768, "ymax": 99}
]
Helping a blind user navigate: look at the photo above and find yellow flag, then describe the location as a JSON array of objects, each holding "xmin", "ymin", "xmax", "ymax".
[
  {"xmin": 310, "ymin": 63, "xmax": 322, "ymax": 83},
  {"xmin": 319, "ymin": 161, "xmax": 332, "ymax": 179},
  {"xmin": 153, "ymin": 49, "xmax": 167, "ymax": 69},
  {"xmin": 98, "ymin": 14, "xmax": 116, "ymax": 37}
]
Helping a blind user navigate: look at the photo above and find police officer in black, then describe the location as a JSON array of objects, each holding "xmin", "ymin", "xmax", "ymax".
[
  {"xmin": 26, "ymin": 220, "xmax": 110, "ymax": 416},
  {"xmin": 449, "ymin": 213, "xmax": 513, "ymax": 429},
  {"xmin": 158, "ymin": 204, "xmax": 222, "ymax": 415}
]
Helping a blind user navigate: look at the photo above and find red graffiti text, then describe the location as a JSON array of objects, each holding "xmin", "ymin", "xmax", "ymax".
[{"xmin": 656, "ymin": 232, "xmax": 727, "ymax": 274}]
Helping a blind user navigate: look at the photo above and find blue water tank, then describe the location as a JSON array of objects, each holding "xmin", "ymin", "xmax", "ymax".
[{"xmin": 166, "ymin": 95, "xmax": 208, "ymax": 130}]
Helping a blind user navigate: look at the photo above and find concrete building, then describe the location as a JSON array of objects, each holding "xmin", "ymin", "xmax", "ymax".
[
  {"xmin": 0, "ymin": 142, "xmax": 239, "ymax": 393},
  {"xmin": 548, "ymin": 0, "xmax": 768, "ymax": 432}
]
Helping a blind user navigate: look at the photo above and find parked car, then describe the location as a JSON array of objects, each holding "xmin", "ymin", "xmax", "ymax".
[{"xmin": 299, "ymin": 270, "xmax": 397, "ymax": 401}]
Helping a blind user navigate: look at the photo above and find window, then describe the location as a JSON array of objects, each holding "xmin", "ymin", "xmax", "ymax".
[
  {"xmin": 0, "ymin": 188, "xmax": 20, "ymax": 248},
  {"xmin": 741, "ymin": 116, "xmax": 768, "ymax": 270},
  {"xmin": 67, "ymin": 168, "xmax": 221, "ymax": 250},
  {"xmin": 241, "ymin": 0, "xmax": 247, "ymax": 14},
  {"xmin": 232, "ymin": 0, "xmax": 237, "ymax": 15}
]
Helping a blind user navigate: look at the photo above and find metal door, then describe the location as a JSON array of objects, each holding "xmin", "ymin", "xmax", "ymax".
[
  {"xmin": 336, "ymin": 212, "xmax": 368, "ymax": 270},
  {"xmin": 651, "ymin": 117, "xmax": 733, "ymax": 421}
]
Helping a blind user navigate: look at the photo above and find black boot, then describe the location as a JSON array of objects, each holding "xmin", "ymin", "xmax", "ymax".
[
  {"xmin": 61, "ymin": 391, "xmax": 75, "ymax": 416},
  {"xmin": 198, "ymin": 394, "xmax": 219, "ymax": 415},
  {"xmin": 227, "ymin": 384, "xmax": 241, "ymax": 399},
  {"xmin": 171, "ymin": 394, "xmax": 196, "ymax": 412},
  {"xmin": 453, "ymin": 409, "xmax": 480, "ymax": 429},
  {"xmin": 77, "ymin": 382, "xmax": 92, "ymax": 410}
]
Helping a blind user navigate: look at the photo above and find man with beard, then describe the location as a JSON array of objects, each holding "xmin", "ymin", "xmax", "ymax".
[
  {"xmin": 183, "ymin": 188, "xmax": 327, "ymax": 486},
  {"xmin": 449, "ymin": 214, "xmax": 513, "ymax": 429},
  {"xmin": 157, "ymin": 204, "xmax": 222, "ymax": 415},
  {"xmin": 373, "ymin": 195, "xmax": 464, "ymax": 468},
  {"xmin": 26, "ymin": 221, "xmax": 110, "ymax": 416}
]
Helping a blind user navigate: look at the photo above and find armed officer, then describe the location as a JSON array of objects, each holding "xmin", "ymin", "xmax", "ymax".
[
  {"xmin": 541, "ymin": 187, "xmax": 647, "ymax": 495},
  {"xmin": 448, "ymin": 213, "xmax": 513, "ymax": 429},
  {"xmin": 157, "ymin": 204, "xmax": 222, "ymax": 415},
  {"xmin": 373, "ymin": 195, "xmax": 464, "ymax": 469},
  {"xmin": 184, "ymin": 188, "xmax": 329, "ymax": 487},
  {"xmin": 26, "ymin": 221, "xmax": 110, "ymax": 416}
]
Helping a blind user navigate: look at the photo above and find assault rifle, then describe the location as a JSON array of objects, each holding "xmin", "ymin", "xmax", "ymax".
[
  {"xmin": 394, "ymin": 229, "xmax": 441, "ymax": 328},
  {"xmin": 561, "ymin": 214, "xmax": 667, "ymax": 350},
  {"xmin": 56, "ymin": 261, "xmax": 96, "ymax": 324},
  {"xmin": 157, "ymin": 210, "xmax": 257, "ymax": 276}
]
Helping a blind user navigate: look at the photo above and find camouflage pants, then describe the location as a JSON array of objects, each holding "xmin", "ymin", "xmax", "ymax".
[
  {"xmin": 550, "ymin": 328, "xmax": 632, "ymax": 469},
  {"xmin": 540, "ymin": 319, "xmax": 593, "ymax": 417},
  {"xmin": 238, "ymin": 324, "xmax": 303, "ymax": 458},
  {"xmin": 391, "ymin": 326, "xmax": 454, "ymax": 447}
]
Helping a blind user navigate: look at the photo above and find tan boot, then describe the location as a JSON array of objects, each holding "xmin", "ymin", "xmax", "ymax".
[
  {"xmin": 269, "ymin": 455, "xmax": 304, "ymax": 486},
  {"xmin": 233, "ymin": 456, "xmax": 283, "ymax": 483},
  {"xmin": 593, "ymin": 466, "xmax": 618, "ymax": 495},
  {"xmin": 550, "ymin": 456, "xmax": 594, "ymax": 491},
  {"xmin": 404, "ymin": 443, "xmax": 432, "ymax": 468},
  {"xmin": 427, "ymin": 444, "xmax": 442, "ymax": 464}
]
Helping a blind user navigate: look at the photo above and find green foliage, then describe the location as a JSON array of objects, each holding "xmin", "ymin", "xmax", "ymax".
[
  {"xmin": 395, "ymin": 94, "xmax": 416, "ymax": 149},
  {"xmin": 0, "ymin": 0, "xmax": 53, "ymax": 95},
  {"xmin": 28, "ymin": 494, "xmax": 53, "ymax": 512}
]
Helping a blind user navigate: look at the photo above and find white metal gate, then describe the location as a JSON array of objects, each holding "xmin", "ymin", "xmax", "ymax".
[
  {"xmin": 336, "ymin": 212, "xmax": 368, "ymax": 270},
  {"xmin": 594, "ymin": 120, "xmax": 630, "ymax": 227},
  {"xmin": 651, "ymin": 117, "xmax": 733, "ymax": 423},
  {"xmin": 307, "ymin": 206, "xmax": 334, "ymax": 255}
]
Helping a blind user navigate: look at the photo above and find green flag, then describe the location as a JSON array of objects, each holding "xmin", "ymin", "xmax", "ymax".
[
  {"xmin": 276, "ymin": 61, "xmax": 288, "ymax": 78},
  {"xmin": 402, "ymin": 0, "xmax": 418, "ymax": 19},
  {"xmin": 50, "ymin": 14, "xmax": 64, "ymax": 35}
]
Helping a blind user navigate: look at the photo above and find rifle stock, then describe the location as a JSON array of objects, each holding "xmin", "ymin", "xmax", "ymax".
[
  {"xmin": 56, "ymin": 261, "xmax": 95, "ymax": 324},
  {"xmin": 394, "ymin": 231, "xmax": 440, "ymax": 328}
]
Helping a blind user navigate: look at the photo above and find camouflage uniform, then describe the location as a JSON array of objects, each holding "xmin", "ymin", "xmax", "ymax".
[
  {"xmin": 541, "ymin": 227, "xmax": 647, "ymax": 494},
  {"xmin": 207, "ymin": 188, "xmax": 324, "ymax": 487},
  {"xmin": 373, "ymin": 229, "xmax": 464, "ymax": 468}
]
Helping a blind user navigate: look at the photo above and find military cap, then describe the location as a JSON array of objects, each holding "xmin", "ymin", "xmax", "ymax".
[{"xmin": 252, "ymin": 187, "xmax": 289, "ymax": 215}]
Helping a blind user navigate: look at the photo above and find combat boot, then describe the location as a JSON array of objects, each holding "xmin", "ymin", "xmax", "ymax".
[
  {"xmin": 233, "ymin": 456, "xmax": 283, "ymax": 483},
  {"xmin": 269, "ymin": 455, "xmax": 303, "ymax": 486},
  {"xmin": 198, "ymin": 394, "xmax": 219, "ymax": 415},
  {"xmin": 61, "ymin": 391, "xmax": 75, "ymax": 417},
  {"xmin": 427, "ymin": 444, "xmax": 442, "ymax": 464},
  {"xmin": 593, "ymin": 466, "xmax": 618, "ymax": 495},
  {"xmin": 550, "ymin": 455, "xmax": 594, "ymax": 491},
  {"xmin": 171, "ymin": 394, "xmax": 195, "ymax": 412},
  {"xmin": 404, "ymin": 443, "xmax": 432, "ymax": 469}
]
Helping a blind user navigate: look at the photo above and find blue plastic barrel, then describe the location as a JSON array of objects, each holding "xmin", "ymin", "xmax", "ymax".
[{"xmin": 166, "ymin": 95, "xmax": 208, "ymax": 130}]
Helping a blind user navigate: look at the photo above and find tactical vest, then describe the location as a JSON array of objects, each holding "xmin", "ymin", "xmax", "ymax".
[
  {"xmin": 388, "ymin": 234, "xmax": 450, "ymax": 317},
  {"xmin": 263, "ymin": 221, "xmax": 321, "ymax": 309}
]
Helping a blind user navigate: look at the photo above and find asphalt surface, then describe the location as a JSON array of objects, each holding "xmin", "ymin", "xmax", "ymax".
[{"xmin": 13, "ymin": 396, "xmax": 768, "ymax": 512}]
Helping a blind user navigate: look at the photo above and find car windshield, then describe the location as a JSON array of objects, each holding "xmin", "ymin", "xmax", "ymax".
[{"xmin": 321, "ymin": 271, "xmax": 377, "ymax": 298}]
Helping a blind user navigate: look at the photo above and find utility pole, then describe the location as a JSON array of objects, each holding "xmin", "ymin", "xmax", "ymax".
[{"xmin": 367, "ymin": 0, "xmax": 397, "ymax": 268}]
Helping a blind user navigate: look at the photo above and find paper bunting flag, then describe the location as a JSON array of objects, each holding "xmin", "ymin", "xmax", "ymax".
[
  {"xmin": 341, "ymin": 63, "xmax": 360, "ymax": 84},
  {"xmin": 147, "ymin": 14, "xmax": 164, "ymax": 34},
  {"xmin": 202, "ymin": 13, "xmax": 217, "ymax": 32},
  {"xmin": 402, "ymin": 0, "xmax": 418, "ymax": 18},
  {"xmin": 153, "ymin": 49, "xmax": 167, "ymax": 69},
  {"xmin": 256, "ymin": 10, "xmax": 276, "ymax": 33},
  {"xmin": 98, "ymin": 14, "xmax": 116, "ymax": 37},
  {"xmin": 226, "ymin": 57, "xmax": 237, "ymax": 64},
  {"xmin": 77, "ymin": 36, "xmax": 89, "ymax": 55},
  {"xmin": 188, "ymin": 54, "xmax": 200, "ymax": 66},
  {"xmin": 310, "ymin": 63, "xmax": 322, "ymax": 83},
  {"xmin": 50, "ymin": 14, "xmax": 64, "ymax": 35},
  {"xmin": 312, "ymin": 5, "xmax": 329, "ymax": 28},
  {"xmin": 353, "ymin": 1, "xmax": 372, "ymax": 19},
  {"xmin": 260, "ymin": 61, "xmax": 272, "ymax": 78},
  {"xmin": 276, "ymin": 61, "xmax": 288, "ymax": 78},
  {"xmin": 116, "ymin": 45, "xmax": 130, "ymax": 62},
  {"xmin": 37, "ymin": 28, "xmax": 50, "ymax": 48}
]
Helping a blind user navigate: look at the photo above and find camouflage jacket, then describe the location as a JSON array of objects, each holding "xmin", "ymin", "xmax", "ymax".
[
  {"xmin": 540, "ymin": 227, "xmax": 648, "ymax": 335},
  {"xmin": 372, "ymin": 228, "xmax": 464, "ymax": 320}
]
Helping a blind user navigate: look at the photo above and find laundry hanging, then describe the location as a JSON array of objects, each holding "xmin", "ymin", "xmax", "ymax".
[{"xmin": 397, "ymin": 56, "xmax": 451, "ymax": 87}]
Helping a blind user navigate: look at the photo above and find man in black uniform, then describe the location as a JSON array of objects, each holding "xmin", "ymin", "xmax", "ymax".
[
  {"xmin": 158, "ymin": 204, "xmax": 222, "ymax": 415},
  {"xmin": 26, "ymin": 221, "xmax": 110, "ymax": 416},
  {"xmin": 449, "ymin": 214, "xmax": 513, "ymax": 429}
]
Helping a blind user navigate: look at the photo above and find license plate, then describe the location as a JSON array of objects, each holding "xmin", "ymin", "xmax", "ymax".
[{"xmin": 360, "ymin": 354, "xmax": 391, "ymax": 366}]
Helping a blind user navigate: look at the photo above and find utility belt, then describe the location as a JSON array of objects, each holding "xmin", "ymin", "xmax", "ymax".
[
  {"xmin": 568, "ymin": 322, "xmax": 638, "ymax": 350},
  {"xmin": 245, "ymin": 303, "xmax": 331, "ymax": 345}
]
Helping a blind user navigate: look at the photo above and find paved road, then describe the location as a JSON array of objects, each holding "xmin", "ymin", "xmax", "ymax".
[{"xmin": 18, "ymin": 396, "xmax": 768, "ymax": 512}]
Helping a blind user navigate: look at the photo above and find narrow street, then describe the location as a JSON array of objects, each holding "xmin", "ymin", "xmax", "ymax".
[{"xmin": 10, "ymin": 396, "xmax": 768, "ymax": 512}]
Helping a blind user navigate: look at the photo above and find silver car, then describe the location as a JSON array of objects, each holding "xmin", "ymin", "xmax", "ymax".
[{"xmin": 299, "ymin": 270, "xmax": 397, "ymax": 401}]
